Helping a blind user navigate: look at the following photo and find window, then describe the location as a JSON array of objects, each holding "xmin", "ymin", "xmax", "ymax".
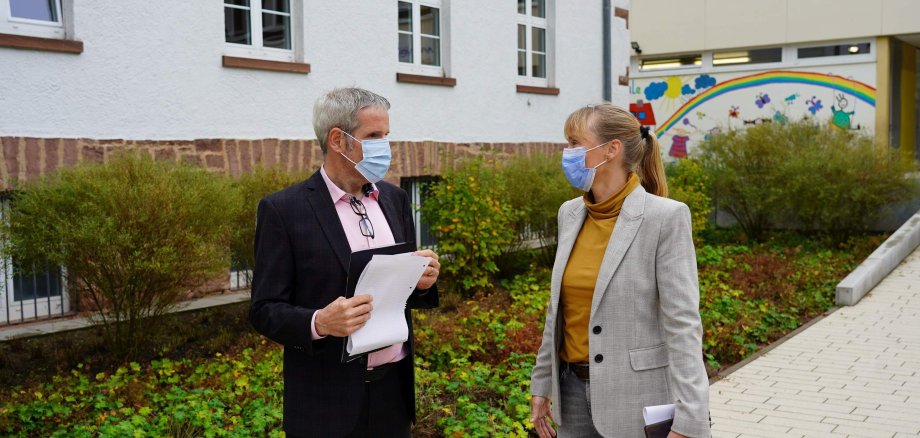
[
  {"xmin": 639, "ymin": 54, "xmax": 702, "ymax": 71},
  {"xmin": 0, "ymin": 200, "xmax": 69, "ymax": 325},
  {"xmin": 398, "ymin": 0, "xmax": 445, "ymax": 76},
  {"xmin": 224, "ymin": 0, "xmax": 295, "ymax": 62},
  {"xmin": 517, "ymin": 0, "xmax": 551, "ymax": 85},
  {"xmin": 713, "ymin": 47, "xmax": 782, "ymax": 66},
  {"xmin": 0, "ymin": 0, "xmax": 64, "ymax": 39},
  {"xmin": 798, "ymin": 42, "xmax": 870, "ymax": 59},
  {"xmin": 230, "ymin": 258, "xmax": 251, "ymax": 290},
  {"xmin": 400, "ymin": 177, "xmax": 438, "ymax": 249}
]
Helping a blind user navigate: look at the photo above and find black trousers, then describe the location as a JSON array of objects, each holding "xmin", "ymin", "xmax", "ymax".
[{"xmin": 346, "ymin": 361, "xmax": 412, "ymax": 438}]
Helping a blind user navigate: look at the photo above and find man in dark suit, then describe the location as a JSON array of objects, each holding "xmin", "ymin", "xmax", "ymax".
[{"xmin": 250, "ymin": 87, "xmax": 440, "ymax": 437}]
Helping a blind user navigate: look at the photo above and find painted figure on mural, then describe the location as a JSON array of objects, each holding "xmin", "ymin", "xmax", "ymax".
[
  {"xmin": 629, "ymin": 100, "xmax": 657, "ymax": 126},
  {"xmin": 831, "ymin": 93, "xmax": 856, "ymax": 130},
  {"xmin": 773, "ymin": 111, "xmax": 788, "ymax": 125},
  {"xmin": 806, "ymin": 96, "xmax": 824, "ymax": 115},
  {"xmin": 670, "ymin": 128, "xmax": 690, "ymax": 158}
]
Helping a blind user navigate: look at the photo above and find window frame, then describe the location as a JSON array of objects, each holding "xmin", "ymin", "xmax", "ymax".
[
  {"xmin": 630, "ymin": 39, "xmax": 877, "ymax": 78},
  {"xmin": 516, "ymin": 0, "xmax": 553, "ymax": 87},
  {"xmin": 0, "ymin": 0, "xmax": 64, "ymax": 40},
  {"xmin": 400, "ymin": 177, "xmax": 439, "ymax": 250},
  {"xmin": 0, "ymin": 199, "xmax": 70, "ymax": 326},
  {"xmin": 397, "ymin": 0, "xmax": 449, "ymax": 78},
  {"xmin": 229, "ymin": 267, "xmax": 252, "ymax": 290},
  {"xmin": 712, "ymin": 47, "xmax": 783, "ymax": 68},
  {"xmin": 638, "ymin": 53, "xmax": 704, "ymax": 72},
  {"xmin": 790, "ymin": 40, "xmax": 875, "ymax": 68},
  {"xmin": 223, "ymin": 0, "xmax": 301, "ymax": 64}
]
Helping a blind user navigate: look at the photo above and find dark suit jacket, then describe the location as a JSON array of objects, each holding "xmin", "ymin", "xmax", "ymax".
[{"xmin": 249, "ymin": 170, "xmax": 439, "ymax": 437}]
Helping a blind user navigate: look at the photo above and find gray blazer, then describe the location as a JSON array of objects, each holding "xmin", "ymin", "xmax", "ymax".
[{"xmin": 531, "ymin": 185, "xmax": 711, "ymax": 438}]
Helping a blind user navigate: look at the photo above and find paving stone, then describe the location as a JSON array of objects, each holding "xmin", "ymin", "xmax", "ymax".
[{"xmin": 711, "ymin": 244, "xmax": 920, "ymax": 438}]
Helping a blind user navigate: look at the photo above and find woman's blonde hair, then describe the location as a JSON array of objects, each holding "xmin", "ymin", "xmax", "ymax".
[{"xmin": 564, "ymin": 104, "xmax": 668, "ymax": 197}]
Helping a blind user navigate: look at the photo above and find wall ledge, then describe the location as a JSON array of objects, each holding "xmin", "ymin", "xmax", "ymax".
[{"xmin": 0, "ymin": 32, "xmax": 82, "ymax": 54}]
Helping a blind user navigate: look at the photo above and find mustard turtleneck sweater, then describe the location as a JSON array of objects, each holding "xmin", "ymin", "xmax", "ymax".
[{"xmin": 559, "ymin": 172, "xmax": 640, "ymax": 363}]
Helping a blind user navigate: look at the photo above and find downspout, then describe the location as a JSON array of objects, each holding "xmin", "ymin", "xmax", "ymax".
[{"xmin": 603, "ymin": 0, "xmax": 612, "ymax": 102}]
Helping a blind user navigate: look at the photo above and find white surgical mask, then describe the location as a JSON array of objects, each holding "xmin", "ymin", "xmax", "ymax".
[
  {"xmin": 561, "ymin": 143, "xmax": 608, "ymax": 192},
  {"xmin": 341, "ymin": 132, "xmax": 392, "ymax": 183}
]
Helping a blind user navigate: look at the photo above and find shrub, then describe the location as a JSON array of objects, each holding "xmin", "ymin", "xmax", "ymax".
[
  {"xmin": 3, "ymin": 153, "xmax": 235, "ymax": 357},
  {"xmin": 699, "ymin": 121, "xmax": 918, "ymax": 242},
  {"xmin": 698, "ymin": 122, "xmax": 789, "ymax": 240},
  {"xmin": 419, "ymin": 157, "xmax": 521, "ymax": 295},
  {"xmin": 665, "ymin": 158, "xmax": 712, "ymax": 244},
  {"xmin": 781, "ymin": 125, "xmax": 918, "ymax": 242},
  {"xmin": 501, "ymin": 152, "xmax": 578, "ymax": 266},
  {"xmin": 229, "ymin": 165, "xmax": 312, "ymax": 282}
]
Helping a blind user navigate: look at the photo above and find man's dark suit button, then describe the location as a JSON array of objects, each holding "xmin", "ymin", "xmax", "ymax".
[
  {"xmin": 593, "ymin": 326, "xmax": 602, "ymax": 334},
  {"xmin": 595, "ymin": 354, "xmax": 604, "ymax": 363}
]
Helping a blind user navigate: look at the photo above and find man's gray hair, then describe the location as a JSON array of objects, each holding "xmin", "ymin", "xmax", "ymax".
[{"xmin": 313, "ymin": 87, "xmax": 391, "ymax": 154}]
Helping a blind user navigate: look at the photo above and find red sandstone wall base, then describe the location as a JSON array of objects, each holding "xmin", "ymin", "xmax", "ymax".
[{"xmin": 0, "ymin": 137, "xmax": 563, "ymax": 190}]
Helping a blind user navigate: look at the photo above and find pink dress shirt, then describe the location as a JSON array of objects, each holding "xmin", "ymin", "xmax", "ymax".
[{"xmin": 310, "ymin": 166, "xmax": 408, "ymax": 368}]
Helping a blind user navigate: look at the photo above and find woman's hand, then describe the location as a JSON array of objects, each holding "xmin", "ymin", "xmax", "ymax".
[
  {"xmin": 667, "ymin": 432, "xmax": 688, "ymax": 438},
  {"xmin": 530, "ymin": 395, "xmax": 557, "ymax": 438}
]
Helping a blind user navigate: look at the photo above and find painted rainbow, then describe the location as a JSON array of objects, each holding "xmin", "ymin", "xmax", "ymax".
[{"xmin": 655, "ymin": 70, "xmax": 877, "ymax": 137}]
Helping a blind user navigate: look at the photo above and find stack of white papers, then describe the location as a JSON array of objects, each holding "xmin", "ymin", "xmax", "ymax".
[
  {"xmin": 345, "ymin": 253, "xmax": 431, "ymax": 355},
  {"xmin": 643, "ymin": 403, "xmax": 675, "ymax": 425}
]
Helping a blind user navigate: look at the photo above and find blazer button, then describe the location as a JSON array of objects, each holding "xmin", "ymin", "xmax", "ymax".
[
  {"xmin": 594, "ymin": 354, "xmax": 604, "ymax": 363},
  {"xmin": 593, "ymin": 326, "xmax": 602, "ymax": 334}
]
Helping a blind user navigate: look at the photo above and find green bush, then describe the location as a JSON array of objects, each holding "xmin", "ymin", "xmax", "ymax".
[
  {"xmin": 698, "ymin": 122, "xmax": 789, "ymax": 240},
  {"xmin": 501, "ymin": 152, "xmax": 578, "ymax": 266},
  {"xmin": 780, "ymin": 124, "xmax": 918, "ymax": 242},
  {"xmin": 665, "ymin": 158, "xmax": 712, "ymax": 244},
  {"xmin": 3, "ymin": 153, "xmax": 234, "ymax": 357},
  {"xmin": 700, "ymin": 121, "xmax": 918, "ymax": 241},
  {"xmin": 419, "ymin": 157, "xmax": 521, "ymax": 295},
  {"xmin": 229, "ymin": 165, "xmax": 311, "ymax": 281}
]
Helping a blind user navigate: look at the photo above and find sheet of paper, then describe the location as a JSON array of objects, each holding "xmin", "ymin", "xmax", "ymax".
[
  {"xmin": 643, "ymin": 403, "xmax": 675, "ymax": 425},
  {"xmin": 346, "ymin": 253, "xmax": 431, "ymax": 355}
]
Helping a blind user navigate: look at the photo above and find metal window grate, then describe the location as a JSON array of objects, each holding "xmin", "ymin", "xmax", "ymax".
[{"xmin": 0, "ymin": 198, "xmax": 70, "ymax": 326}]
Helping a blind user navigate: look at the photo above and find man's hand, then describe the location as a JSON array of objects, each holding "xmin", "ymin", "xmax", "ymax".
[
  {"xmin": 414, "ymin": 249, "xmax": 441, "ymax": 290},
  {"xmin": 530, "ymin": 395, "xmax": 556, "ymax": 438},
  {"xmin": 314, "ymin": 295, "xmax": 373, "ymax": 337}
]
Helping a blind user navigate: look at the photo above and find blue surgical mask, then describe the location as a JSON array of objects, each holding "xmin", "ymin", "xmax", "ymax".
[
  {"xmin": 561, "ymin": 143, "xmax": 608, "ymax": 192},
  {"xmin": 341, "ymin": 132, "xmax": 392, "ymax": 183}
]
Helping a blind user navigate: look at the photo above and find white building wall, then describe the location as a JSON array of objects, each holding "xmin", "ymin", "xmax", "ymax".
[
  {"xmin": 0, "ymin": 1, "xmax": 610, "ymax": 144},
  {"xmin": 632, "ymin": 0, "xmax": 920, "ymax": 56},
  {"xmin": 610, "ymin": 0, "xmax": 631, "ymax": 106}
]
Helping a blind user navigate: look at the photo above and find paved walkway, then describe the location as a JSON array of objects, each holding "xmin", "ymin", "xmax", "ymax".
[{"xmin": 710, "ymin": 246, "xmax": 920, "ymax": 438}]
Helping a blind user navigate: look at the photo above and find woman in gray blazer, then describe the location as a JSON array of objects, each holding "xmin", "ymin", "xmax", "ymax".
[{"xmin": 530, "ymin": 104, "xmax": 711, "ymax": 438}]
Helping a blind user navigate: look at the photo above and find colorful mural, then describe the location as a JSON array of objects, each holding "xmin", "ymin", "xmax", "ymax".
[{"xmin": 630, "ymin": 67, "xmax": 878, "ymax": 159}]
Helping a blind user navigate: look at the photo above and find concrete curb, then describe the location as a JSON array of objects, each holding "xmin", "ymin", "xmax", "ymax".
[
  {"xmin": 0, "ymin": 290, "xmax": 250, "ymax": 342},
  {"xmin": 836, "ymin": 210, "xmax": 920, "ymax": 305}
]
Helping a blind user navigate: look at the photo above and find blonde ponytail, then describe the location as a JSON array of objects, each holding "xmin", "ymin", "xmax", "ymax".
[{"xmin": 638, "ymin": 131, "xmax": 668, "ymax": 197}]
